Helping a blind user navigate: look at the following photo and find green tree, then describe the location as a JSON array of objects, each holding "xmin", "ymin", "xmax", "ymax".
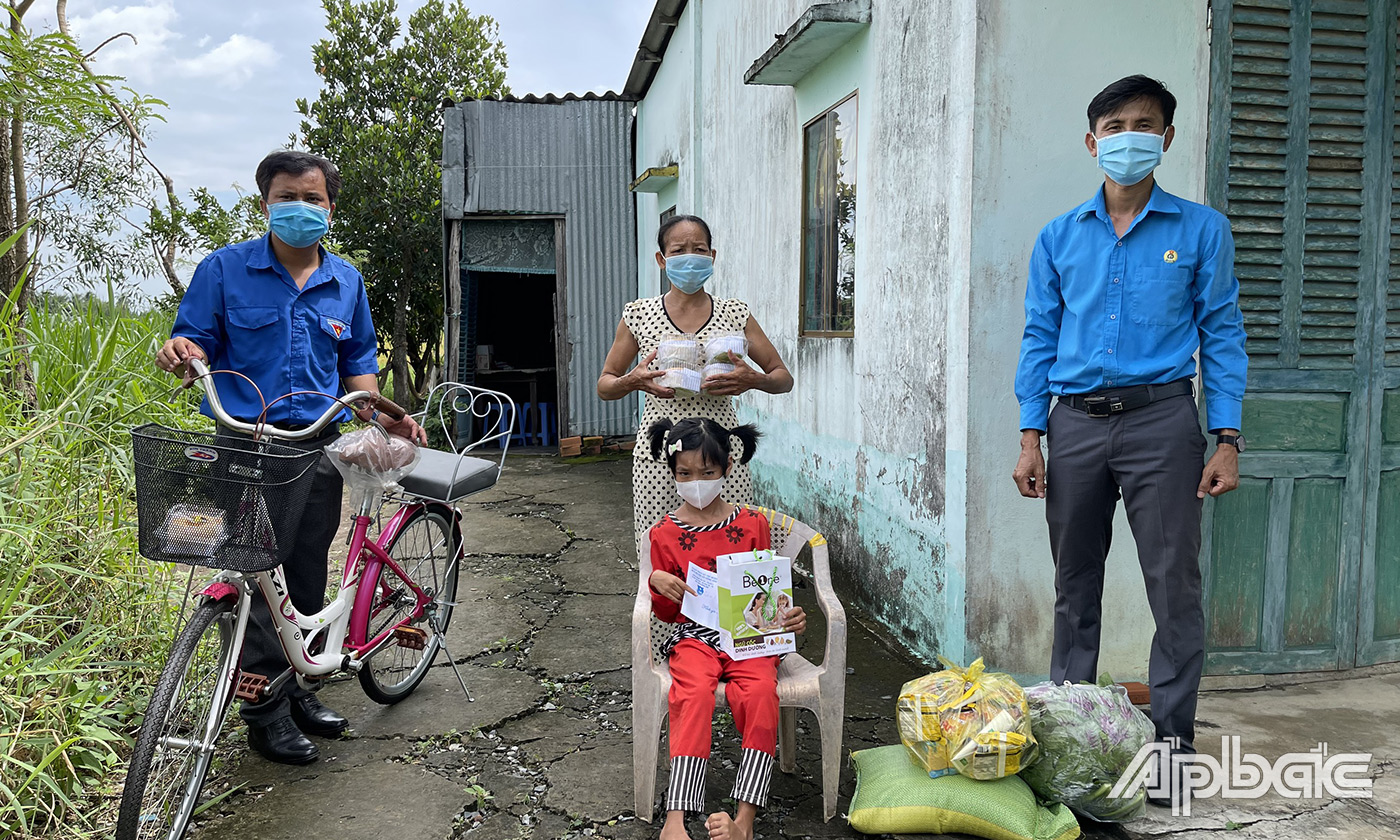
[
  {"xmin": 298, "ymin": 0, "xmax": 508, "ymax": 405},
  {"xmin": 0, "ymin": 1, "xmax": 135, "ymax": 406}
]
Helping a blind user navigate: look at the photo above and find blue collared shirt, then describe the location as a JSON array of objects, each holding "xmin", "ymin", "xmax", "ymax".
[
  {"xmin": 1015, "ymin": 183, "xmax": 1248, "ymax": 432},
  {"xmin": 172, "ymin": 234, "xmax": 380, "ymax": 425}
]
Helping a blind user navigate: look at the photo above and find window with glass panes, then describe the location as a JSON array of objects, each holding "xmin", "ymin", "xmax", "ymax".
[{"xmin": 801, "ymin": 94, "xmax": 857, "ymax": 335}]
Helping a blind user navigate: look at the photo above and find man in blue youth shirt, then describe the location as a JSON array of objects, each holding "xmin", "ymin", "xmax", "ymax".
[
  {"xmin": 155, "ymin": 151, "xmax": 425, "ymax": 765},
  {"xmin": 1013, "ymin": 76, "xmax": 1247, "ymax": 804}
]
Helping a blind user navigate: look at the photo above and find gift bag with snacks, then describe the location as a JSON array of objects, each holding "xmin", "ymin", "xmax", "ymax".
[{"xmin": 897, "ymin": 657, "xmax": 1039, "ymax": 781}]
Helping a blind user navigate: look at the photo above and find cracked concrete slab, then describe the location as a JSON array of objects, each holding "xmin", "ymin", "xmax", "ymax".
[
  {"xmin": 496, "ymin": 711, "xmax": 599, "ymax": 763},
  {"xmin": 192, "ymin": 759, "xmax": 465, "ymax": 840},
  {"xmin": 552, "ymin": 541, "xmax": 635, "ymax": 595},
  {"xmin": 543, "ymin": 499, "xmax": 635, "ymax": 543},
  {"xmin": 458, "ymin": 504, "xmax": 569, "ymax": 556},
  {"xmin": 528, "ymin": 594, "xmax": 634, "ymax": 676},
  {"xmin": 441, "ymin": 570, "xmax": 534, "ymax": 656},
  {"xmin": 543, "ymin": 742, "xmax": 635, "ymax": 821},
  {"xmin": 327, "ymin": 665, "xmax": 545, "ymax": 739}
]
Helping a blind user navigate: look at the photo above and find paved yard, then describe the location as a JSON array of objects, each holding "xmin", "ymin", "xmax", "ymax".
[{"xmin": 182, "ymin": 455, "xmax": 1400, "ymax": 840}]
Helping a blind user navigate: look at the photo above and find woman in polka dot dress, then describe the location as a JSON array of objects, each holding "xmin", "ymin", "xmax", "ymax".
[{"xmin": 599, "ymin": 215, "xmax": 794, "ymax": 548}]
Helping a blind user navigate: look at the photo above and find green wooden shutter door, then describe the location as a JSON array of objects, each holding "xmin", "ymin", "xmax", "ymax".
[
  {"xmin": 1358, "ymin": 4, "xmax": 1400, "ymax": 664},
  {"xmin": 1205, "ymin": 0, "xmax": 1398, "ymax": 673},
  {"xmin": 1224, "ymin": 0, "xmax": 1291, "ymax": 365}
]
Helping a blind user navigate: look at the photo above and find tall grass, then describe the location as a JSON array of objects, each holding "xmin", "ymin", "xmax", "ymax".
[{"xmin": 0, "ymin": 285, "xmax": 200, "ymax": 837}]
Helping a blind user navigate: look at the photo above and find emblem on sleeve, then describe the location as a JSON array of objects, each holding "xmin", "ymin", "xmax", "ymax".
[{"xmin": 1164, "ymin": 249, "xmax": 1178, "ymax": 263}]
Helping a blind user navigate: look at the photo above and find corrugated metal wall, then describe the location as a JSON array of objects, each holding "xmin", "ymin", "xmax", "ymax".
[{"xmin": 443, "ymin": 98, "xmax": 636, "ymax": 437}]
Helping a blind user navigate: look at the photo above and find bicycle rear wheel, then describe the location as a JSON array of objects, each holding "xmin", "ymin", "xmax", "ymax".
[
  {"xmin": 358, "ymin": 504, "xmax": 462, "ymax": 704},
  {"xmin": 116, "ymin": 597, "xmax": 240, "ymax": 840}
]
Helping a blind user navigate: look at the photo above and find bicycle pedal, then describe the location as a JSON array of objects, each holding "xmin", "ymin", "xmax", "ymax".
[
  {"xmin": 233, "ymin": 671, "xmax": 271, "ymax": 703},
  {"xmin": 393, "ymin": 626, "xmax": 428, "ymax": 651}
]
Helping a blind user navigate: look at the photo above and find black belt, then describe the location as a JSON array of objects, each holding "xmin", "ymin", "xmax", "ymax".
[{"xmin": 1059, "ymin": 378, "xmax": 1194, "ymax": 418}]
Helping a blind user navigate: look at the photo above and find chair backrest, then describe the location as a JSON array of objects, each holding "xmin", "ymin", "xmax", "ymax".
[
  {"xmin": 638, "ymin": 505, "xmax": 838, "ymax": 666},
  {"xmin": 417, "ymin": 380, "xmax": 516, "ymax": 470}
]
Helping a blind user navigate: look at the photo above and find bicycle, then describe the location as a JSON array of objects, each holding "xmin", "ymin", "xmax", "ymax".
[{"xmin": 115, "ymin": 359, "xmax": 515, "ymax": 840}]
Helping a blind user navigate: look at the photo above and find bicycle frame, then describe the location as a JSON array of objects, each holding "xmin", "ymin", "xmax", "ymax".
[{"xmin": 203, "ymin": 499, "xmax": 453, "ymax": 684}]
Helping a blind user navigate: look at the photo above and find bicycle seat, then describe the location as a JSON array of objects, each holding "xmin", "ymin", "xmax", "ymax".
[{"xmin": 396, "ymin": 447, "xmax": 499, "ymax": 503}]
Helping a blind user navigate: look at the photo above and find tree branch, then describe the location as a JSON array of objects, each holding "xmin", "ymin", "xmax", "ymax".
[
  {"xmin": 26, "ymin": 182, "xmax": 75, "ymax": 205},
  {"xmin": 84, "ymin": 31, "xmax": 135, "ymax": 61},
  {"xmin": 55, "ymin": 0, "xmax": 145, "ymax": 151},
  {"xmin": 57, "ymin": 0, "xmax": 184, "ymax": 296}
]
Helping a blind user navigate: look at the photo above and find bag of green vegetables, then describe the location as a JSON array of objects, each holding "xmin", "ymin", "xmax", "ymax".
[{"xmin": 1020, "ymin": 681, "xmax": 1156, "ymax": 822}]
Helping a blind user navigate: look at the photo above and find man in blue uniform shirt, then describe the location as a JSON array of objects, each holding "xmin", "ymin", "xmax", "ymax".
[
  {"xmin": 155, "ymin": 151, "xmax": 425, "ymax": 765},
  {"xmin": 1013, "ymin": 76, "xmax": 1248, "ymax": 805}
]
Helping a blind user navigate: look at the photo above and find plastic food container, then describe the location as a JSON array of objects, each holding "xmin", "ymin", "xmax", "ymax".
[
  {"xmin": 657, "ymin": 335, "xmax": 702, "ymax": 367},
  {"xmin": 702, "ymin": 363, "xmax": 735, "ymax": 390},
  {"xmin": 705, "ymin": 334, "xmax": 747, "ymax": 364},
  {"xmin": 659, "ymin": 367, "xmax": 703, "ymax": 396}
]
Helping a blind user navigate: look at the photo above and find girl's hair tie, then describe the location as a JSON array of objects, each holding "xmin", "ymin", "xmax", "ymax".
[{"xmin": 666, "ymin": 439, "xmax": 683, "ymax": 456}]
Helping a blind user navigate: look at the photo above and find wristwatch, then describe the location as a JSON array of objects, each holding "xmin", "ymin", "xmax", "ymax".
[{"xmin": 1216, "ymin": 433, "xmax": 1246, "ymax": 453}]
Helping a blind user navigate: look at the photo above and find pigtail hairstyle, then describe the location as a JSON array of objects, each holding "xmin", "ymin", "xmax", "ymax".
[
  {"xmin": 648, "ymin": 416, "xmax": 762, "ymax": 474},
  {"xmin": 647, "ymin": 418, "xmax": 677, "ymax": 462},
  {"xmin": 729, "ymin": 423, "xmax": 761, "ymax": 465}
]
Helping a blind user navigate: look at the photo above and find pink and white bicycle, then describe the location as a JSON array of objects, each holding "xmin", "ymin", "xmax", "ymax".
[{"xmin": 116, "ymin": 359, "xmax": 514, "ymax": 840}]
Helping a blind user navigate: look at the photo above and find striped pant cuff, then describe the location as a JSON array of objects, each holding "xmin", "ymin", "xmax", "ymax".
[
  {"xmin": 666, "ymin": 755, "xmax": 708, "ymax": 813},
  {"xmin": 731, "ymin": 747, "xmax": 775, "ymax": 807}
]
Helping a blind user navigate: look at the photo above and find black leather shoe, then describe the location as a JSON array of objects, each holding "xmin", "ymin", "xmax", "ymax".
[
  {"xmin": 289, "ymin": 694, "xmax": 349, "ymax": 737},
  {"xmin": 247, "ymin": 717, "xmax": 318, "ymax": 765}
]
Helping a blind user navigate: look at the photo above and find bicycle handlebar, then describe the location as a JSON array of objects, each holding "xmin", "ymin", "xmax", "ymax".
[{"xmin": 187, "ymin": 358, "xmax": 405, "ymax": 441}]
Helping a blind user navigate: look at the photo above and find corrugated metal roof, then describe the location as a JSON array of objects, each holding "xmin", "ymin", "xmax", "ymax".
[
  {"xmin": 461, "ymin": 91, "xmax": 636, "ymax": 104},
  {"xmin": 444, "ymin": 99, "xmax": 637, "ymax": 438}
]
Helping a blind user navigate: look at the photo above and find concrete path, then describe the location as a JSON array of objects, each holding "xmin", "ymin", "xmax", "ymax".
[{"xmin": 185, "ymin": 455, "xmax": 1400, "ymax": 840}]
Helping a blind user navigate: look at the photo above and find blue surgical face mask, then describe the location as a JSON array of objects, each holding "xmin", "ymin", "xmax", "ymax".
[
  {"xmin": 1094, "ymin": 130, "xmax": 1165, "ymax": 187},
  {"xmin": 664, "ymin": 254, "xmax": 714, "ymax": 294},
  {"xmin": 268, "ymin": 200, "xmax": 331, "ymax": 248}
]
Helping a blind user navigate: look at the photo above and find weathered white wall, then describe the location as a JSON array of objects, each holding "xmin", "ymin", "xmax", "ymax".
[
  {"xmin": 964, "ymin": 0, "xmax": 1212, "ymax": 679},
  {"xmin": 635, "ymin": 0, "xmax": 978, "ymax": 664},
  {"xmin": 633, "ymin": 0, "xmax": 1211, "ymax": 677}
]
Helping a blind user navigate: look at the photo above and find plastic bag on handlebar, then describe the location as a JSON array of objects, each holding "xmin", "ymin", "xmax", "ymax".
[{"xmin": 325, "ymin": 427, "xmax": 420, "ymax": 509}]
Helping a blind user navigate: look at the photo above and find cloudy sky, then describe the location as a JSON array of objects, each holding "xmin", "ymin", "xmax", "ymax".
[{"xmin": 29, "ymin": 0, "xmax": 653, "ymax": 291}]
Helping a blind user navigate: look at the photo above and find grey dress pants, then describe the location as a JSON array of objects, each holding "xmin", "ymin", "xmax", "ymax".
[{"xmin": 1045, "ymin": 392, "xmax": 1207, "ymax": 751}]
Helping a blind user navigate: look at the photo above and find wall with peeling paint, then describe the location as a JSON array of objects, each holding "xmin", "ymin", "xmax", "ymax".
[{"xmin": 632, "ymin": 0, "xmax": 1210, "ymax": 678}]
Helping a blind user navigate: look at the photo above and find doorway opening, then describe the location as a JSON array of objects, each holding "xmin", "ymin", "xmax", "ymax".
[{"xmin": 467, "ymin": 269, "xmax": 560, "ymax": 450}]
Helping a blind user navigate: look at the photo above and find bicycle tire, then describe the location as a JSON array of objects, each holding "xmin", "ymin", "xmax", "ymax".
[
  {"xmin": 358, "ymin": 504, "xmax": 462, "ymax": 704},
  {"xmin": 116, "ymin": 597, "xmax": 239, "ymax": 840}
]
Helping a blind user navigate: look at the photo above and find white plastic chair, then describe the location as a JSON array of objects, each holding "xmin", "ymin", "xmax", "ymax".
[{"xmin": 631, "ymin": 506, "xmax": 847, "ymax": 822}]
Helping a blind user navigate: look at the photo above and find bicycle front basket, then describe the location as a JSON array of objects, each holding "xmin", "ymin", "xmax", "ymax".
[{"xmin": 131, "ymin": 423, "xmax": 323, "ymax": 572}]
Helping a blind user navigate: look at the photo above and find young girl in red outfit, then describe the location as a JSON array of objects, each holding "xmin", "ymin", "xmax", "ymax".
[{"xmin": 646, "ymin": 417, "xmax": 807, "ymax": 840}]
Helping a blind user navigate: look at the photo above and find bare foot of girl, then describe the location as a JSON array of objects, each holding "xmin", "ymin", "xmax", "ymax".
[
  {"xmin": 660, "ymin": 810, "xmax": 692, "ymax": 840},
  {"xmin": 704, "ymin": 810, "xmax": 754, "ymax": 840}
]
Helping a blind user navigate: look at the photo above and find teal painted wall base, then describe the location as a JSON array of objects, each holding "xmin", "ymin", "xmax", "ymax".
[{"xmin": 737, "ymin": 406, "xmax": 958, "ymax": 667}]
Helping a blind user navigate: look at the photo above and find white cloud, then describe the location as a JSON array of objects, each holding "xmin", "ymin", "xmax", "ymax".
[
  {"xmin": 67, "ymin": 3, "xmax": 274, "ymax": 90},
  {"xmin": 178, "ymin": 34, "xmax": 278, "ymax": 87},
  {"xmin": 69, "ymin": 0, "xmax": 180, "ymax": 85}
]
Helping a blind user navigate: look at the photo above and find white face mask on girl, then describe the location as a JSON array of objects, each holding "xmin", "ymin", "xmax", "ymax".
[{"xmin": 676, "ymin": 477, "xmax": 724, "ymax": 508}]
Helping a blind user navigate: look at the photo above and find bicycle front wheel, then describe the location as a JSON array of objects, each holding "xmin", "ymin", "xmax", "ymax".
[
  {"xmin": 116, "ymin": 597, "xmax": 240, "ymax": 840},
  {"xmin": 359, "ymin": 504, "xmax": 462, "ymax": 704}
]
